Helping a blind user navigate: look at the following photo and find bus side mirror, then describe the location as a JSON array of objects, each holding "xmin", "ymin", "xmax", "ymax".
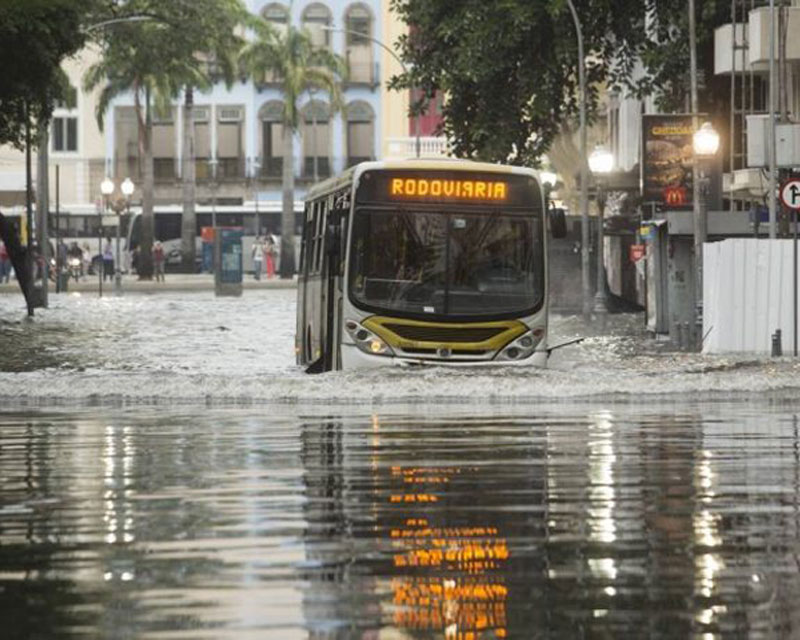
[{"xmin": 549, "ymin": 208, "xmax": 567, "ymax": 239}]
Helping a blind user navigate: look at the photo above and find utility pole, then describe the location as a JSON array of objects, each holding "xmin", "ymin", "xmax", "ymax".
[
  {"xmin": 769, "ymin": 0, "xmax": 778, "ymax": 238},
  {"xmin": 689, "ymin": 0, "xmax": 707, "ymax": 350},
  {"xmin": 565, "ymin": 0, "xmax": 591, "ymax": 320},
  {"xmin": 37, "ymin": 123, "xmax": 49, "ymax": 308}
]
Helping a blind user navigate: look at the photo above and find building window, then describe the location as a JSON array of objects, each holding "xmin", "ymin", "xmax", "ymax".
[
  {"xmin": 262, "ymin": 3, "xmax": 288, "ymax": 28},
  {"xmin": 301, "ymin": 100, "xmax": 331, "ymax": 179},
  {"xmin": 345, "ymin": 4, "xmax": 371, "ymax": 45},
  {"xmin": 217, "ymin": 106, "xmax": 244, "ymax": 179},
  {"xmin": 52, "ymin": 84, "xmax": 78, "ymax": 153},
  {"xmin": 259, "ymin": 101, "xmax": 285, "ymax": 178},
  {"xmin": 302, "ymin": 3, "xmax": 332, "ymax": 48},
  {"xmin": 344, "ymin": 4, "xmax": 373, "ymax": 83},
  {"xmin": 52, "ymin": 116, "xmax": 78, "ymax": 152},
  {"xmin": 346, "ymin": 101, "xmax": 374, "ymax": 168}
]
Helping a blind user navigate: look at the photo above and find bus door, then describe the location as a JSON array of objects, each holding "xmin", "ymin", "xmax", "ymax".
[{"xmin": 322, "ymin": 203, "xmax": 346, "ymax": 371}]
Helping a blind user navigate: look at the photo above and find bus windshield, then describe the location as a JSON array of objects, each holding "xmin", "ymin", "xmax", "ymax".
[{"xmin": 348, "ymin": 208, "xmax": 543, "ymax": 319}]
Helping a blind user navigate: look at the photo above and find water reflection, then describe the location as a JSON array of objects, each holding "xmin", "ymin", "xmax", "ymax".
[{"xmin": 2, "ymin": 406, "xmax": 800, "ymax": 638}]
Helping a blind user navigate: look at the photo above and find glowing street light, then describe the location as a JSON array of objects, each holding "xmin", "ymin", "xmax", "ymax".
[
  {"xmin": 589, "ymin": 145, "xmax": 614, "ymax": 328},
  {"xmin": 692, "ymin": 121, "xmax": 720, "ymax": 350}
]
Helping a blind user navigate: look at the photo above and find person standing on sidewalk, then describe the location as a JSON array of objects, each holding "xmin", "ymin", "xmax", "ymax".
[
  {"xmin": 0, "ymin": 240, "xmax": 10, "ymax": 283},
  {"xmin": 103, "ymin": 237, "xmax": 114, "ymax": 282},
  {"xmin": 153, "ymin": 241, "xmax": 166, "ymax": 282},
  {"xmin": 264, "ymin": 231, "xmax": 276, "ymax": 279},
  {"xmin": 252, "ymin": 236, "xmax": 263, "ymax": 280}
]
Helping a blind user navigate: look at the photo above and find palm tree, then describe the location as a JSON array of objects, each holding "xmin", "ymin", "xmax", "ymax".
[
  {"xmin": 240, "ymin": 13, "xmax": 346, "ymax": 278},
  {"xmin": 84, "ymin": 35, "xmax": 174, "ymax": 279},
  {"xmin": 84, "ymin": 2, "xmax": 245, "ymax": 278},
  {"xmin": 180, "ymin": 0, "xmax": 245, "ymax": 272}
]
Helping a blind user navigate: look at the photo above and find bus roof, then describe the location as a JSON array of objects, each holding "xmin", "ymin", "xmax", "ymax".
[{"xmin": 304, "ymin": 158, "xmax": 539, "ymax": 202}]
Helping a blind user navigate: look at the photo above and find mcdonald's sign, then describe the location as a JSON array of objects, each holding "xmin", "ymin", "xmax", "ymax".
[
  {"xmin": 642, "ymin": 114, "xmax": 695, "ymax": 209},
  {"xmin": 663, "ymin": 186, "xmax": 687, "ymax": 206}
]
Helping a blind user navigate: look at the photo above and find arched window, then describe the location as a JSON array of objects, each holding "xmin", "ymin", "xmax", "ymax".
[
  {"xmin": 259, "ymin": 101, "xmax": 285, "ymax": 178},
  {"xmin": 344, "ymin": 4, "xmax": 371, "ymax": 45},
  {"xmin": 301, "ymin": 100, "xmax": 331, "ymax": 179},
  {"xmin": 344, "ymin": 4, "xmax": 373, "ymax": 83},
  {"xmin": 346, "ymin": 101, "xmax": 374, "ymax": 167},
  {"xmin": 262, "ymin": 3, "xmax": 289, "ymax": 32},
  {"xmin": 302, "ymin": 3, "xmax": 331, "ymax": 48}
]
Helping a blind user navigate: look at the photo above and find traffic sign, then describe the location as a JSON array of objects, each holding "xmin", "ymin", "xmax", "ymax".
[
  {"xmin": 780, "ymin": 179, "xmax": 800, "ymax": 210},
  {"xmin": 629, "ymin": 244, "xmax": 646, "ymax": 263}
]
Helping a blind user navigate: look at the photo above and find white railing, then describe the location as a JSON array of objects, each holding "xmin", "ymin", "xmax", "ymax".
[{"xmin": 386, "ymin": 136, "xmax": 450, "ymax": 158}]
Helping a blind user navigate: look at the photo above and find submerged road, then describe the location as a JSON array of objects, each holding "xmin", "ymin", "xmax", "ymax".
[{"xmin": 2, "ymin": 291, "xmax": 800, "ymax": 638}]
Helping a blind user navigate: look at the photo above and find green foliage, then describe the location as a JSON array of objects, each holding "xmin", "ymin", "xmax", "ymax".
[
  {"xmin": 0, "ymin": 0, "xmax": 98, "ymax": 148},
  {"xmin": 239, "ymin": 13, "xmax": 348, "ymax": 130},
  {"xmin": 390, "ymin": 0, "xmax": 731, "ymax": 166},
  {"xmin": 84, "ymin": 0, "xmax": 247, "ymax": 129}
]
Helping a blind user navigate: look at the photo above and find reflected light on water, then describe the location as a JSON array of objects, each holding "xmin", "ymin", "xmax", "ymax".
[
  {"xmin": 103, "ymin": 424, "xmax": 135, "ymax": 548},
  {"xmin": 588, "ymin": 411, "xmax": 617, "ymax": 545}
]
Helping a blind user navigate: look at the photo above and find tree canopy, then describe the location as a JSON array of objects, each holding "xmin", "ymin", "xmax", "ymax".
[
  {"xmin": 390, "ymin": 0, "xmax": 732, "ymax": 166},
  {"xmin": 0, "ymin": 0, "xmax": 99, "ymax": 148}
]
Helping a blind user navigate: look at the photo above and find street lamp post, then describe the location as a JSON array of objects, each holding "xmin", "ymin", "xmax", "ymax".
[
  {"xmin": 120, "ymin": 177, "xmax": 134, "ymax": 291},
  {"xmin": 589, "ymin": 146, "xmax": 614, "ymax": 329},
  {"xmin": 692, "ymin": 121, "xmax": 720, "ymax": 351},
  {"xmin": 102, "ymin": 177, "xmax": 135, "ymax": 296},
  {"xmin": 321, "ymin": 25, "xmax": 420, "ymax": 158}
]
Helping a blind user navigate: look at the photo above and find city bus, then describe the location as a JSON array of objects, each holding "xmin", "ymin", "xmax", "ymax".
[{"xmin": 296, "ymin": 159, "xmax": 565, "ymax": 372}]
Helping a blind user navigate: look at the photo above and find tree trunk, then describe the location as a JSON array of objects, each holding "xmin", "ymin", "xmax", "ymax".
[
  {"xmin": 137, "ymin": 85, "xmax": 154, "ymax": 279},
  {"xmin": 279, "ymin": 125, "xmax": 295, "ymax": 278},
  {"xmin": 181, "ymin": 85, "xmax": 196, "ymax": 272},
  {"xmin": 36, "ymin": 121, "xmax": 49, "ymax": 307}
]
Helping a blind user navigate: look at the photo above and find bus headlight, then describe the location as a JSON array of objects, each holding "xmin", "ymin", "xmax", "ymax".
[
  {"xmin": 495, "ymin": 329, "xmax": 542, "ymax": 361},
  {"xmin": 345, "ymin": 319, "xmax": 393, "ymax": 357}
]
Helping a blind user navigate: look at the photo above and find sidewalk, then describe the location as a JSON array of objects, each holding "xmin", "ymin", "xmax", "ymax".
[{"xmin": 0, "ymin": 273, "xmax": 297, "ymax": 295}]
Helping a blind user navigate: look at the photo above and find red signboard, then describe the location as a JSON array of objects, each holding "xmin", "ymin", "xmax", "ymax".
[
  {"xmin": 663, "ymin": 186, "xmax": 688, "ymax": 207},
  {"xmin": 629, "ymin": 244, "xmax": 646, "ymax": 263}
]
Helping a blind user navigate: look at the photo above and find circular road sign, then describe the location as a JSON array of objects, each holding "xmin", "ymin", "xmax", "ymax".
[{"xmin": 780, "ymin": 179, "xmax": 800, "ymax": 210}]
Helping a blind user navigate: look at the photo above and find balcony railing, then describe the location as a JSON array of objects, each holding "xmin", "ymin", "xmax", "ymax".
[
  {"xmin": 302, "ymin": 156, "xmax": 331, "ymax": 179},
  {"xmin": 154, "ymin": 158, "xmax": 177, "ymax": 182},
  {"xmin": 346, "ymin": 60, "xmax": 379, "ymax": 87},
  {"xmin": 196, "ymin": 157, "xmax": 245, "ymax": 182},
  {"xmin": 258, "ymin": 157, "xmax": 283, "ymax": 179},
  {"xmin": 387, "ymin": 136, "xmax": 450, "ymax": 158}
]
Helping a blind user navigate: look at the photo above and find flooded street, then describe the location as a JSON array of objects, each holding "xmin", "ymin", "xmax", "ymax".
[{"xmin": 2, "ymin": 292, "xmax": 800, "ymax": 638}]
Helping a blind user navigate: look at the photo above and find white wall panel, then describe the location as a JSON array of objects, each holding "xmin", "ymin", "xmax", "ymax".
[{"xmin": 704, "ymin": 239, "xmax": 800, "ymax": 354}]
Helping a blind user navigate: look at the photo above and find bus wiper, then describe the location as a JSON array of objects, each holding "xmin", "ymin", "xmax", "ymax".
[{"xmin": 542, "ymin": 337, "xmax": 585, "ymax": 357}]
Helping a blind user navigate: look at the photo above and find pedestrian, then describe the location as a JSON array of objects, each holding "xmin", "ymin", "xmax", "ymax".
[
  {"xmin": 81, "ymin": 242, "xmax": 92, "ymax": 277},
  {"xmin": 252, "ymin": 236, "xmax": 263, "ymax": 280},
  {"xmin": 0, "ymin": 240, "xmax": 10, "ymax": 283},
  {"xmin": 264, "ymin": 231, "xmax": 277, "ymax": 279},
  {"xmin": 131, "ymin": 246, "xmax": 140, "ymax": 275},
  {"xmin": 103, "ymin": 237, "xmax": 114, "ymax": 281},
  {"xmin": 153, "ymin": 241, "xmax": 165, "ymax": 282}
]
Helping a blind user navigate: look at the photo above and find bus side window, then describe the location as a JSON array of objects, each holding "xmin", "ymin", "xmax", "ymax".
[
  {"xmin": 313, "ymin": 202, "xmax": 326, "ymax": 274},
  {"xmin": 299, "ymin": 203, "xmax": 312, "ymax": 273}
]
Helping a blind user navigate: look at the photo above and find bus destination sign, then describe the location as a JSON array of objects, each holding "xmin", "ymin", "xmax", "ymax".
[
  {"xmin": 356, "ymin": 170, "xmax": 540, "ymax": 208},
  {"xmin": 389, "ymin": 177, "xmax": 508, "ymax": 201}
]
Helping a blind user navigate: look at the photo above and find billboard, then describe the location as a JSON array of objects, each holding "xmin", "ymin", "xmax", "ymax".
[{"xmin": 641, "ymin": 114, "xmax": 695, "ymax": 209}]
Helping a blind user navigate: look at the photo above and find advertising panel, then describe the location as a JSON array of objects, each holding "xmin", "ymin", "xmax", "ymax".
[{"xmin": 641, "ymin": 114, "xmax": 695, "ymax": 209}]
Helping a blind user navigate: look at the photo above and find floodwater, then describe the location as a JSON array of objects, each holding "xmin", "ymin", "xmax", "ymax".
[{"xmin": 2, "ymin": 292, "xmax": 800, "ymax": 638}]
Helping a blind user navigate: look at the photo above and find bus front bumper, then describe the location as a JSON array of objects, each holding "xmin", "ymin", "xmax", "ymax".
[{"xmin": 341, "ymin": 343, "xmax": 549, "ymax": 369}]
